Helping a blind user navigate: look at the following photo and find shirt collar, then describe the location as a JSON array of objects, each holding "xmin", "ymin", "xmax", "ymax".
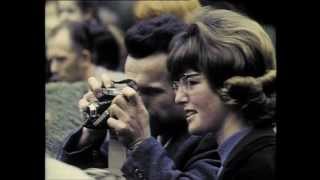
[{"xmin": 217, "ymin": 127, "xmax": 252, "ymax": 164}]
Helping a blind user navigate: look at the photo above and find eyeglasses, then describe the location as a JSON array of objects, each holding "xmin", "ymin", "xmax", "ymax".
[{"xmin": 172, "ymin": 72, "xmax": 201, "ymax": 92}]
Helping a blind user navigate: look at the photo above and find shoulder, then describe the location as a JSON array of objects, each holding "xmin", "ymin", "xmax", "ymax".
[
  {"xmin": 246, "ymin": 144, "xmax": 275, "ymax": 169},
  {"xmin": 222, "ymin": 128, "xmax": 276, "ymax": 179},
  {"xmin": 46, "ymin": 81, "xmax": 88, "ymax": 156},
  {"xmin": 174, "ymin": 133, "xmax": 220, "ymax": 169},
  {"xmin": 235, "ymin": 146, "xmax": 275, "ymax": 179},
  {"xmin": 227, "ymin": 136, "xmax": 276, "ymax": 180}
]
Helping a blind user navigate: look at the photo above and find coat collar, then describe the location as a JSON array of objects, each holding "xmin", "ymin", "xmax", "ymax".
[{"xmin": 223, "ymin": 128, "xmax": 275, "ymax": 167}]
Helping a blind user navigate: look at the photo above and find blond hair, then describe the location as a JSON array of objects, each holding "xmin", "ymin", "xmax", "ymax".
[{"xmin": 134, "ymin": 0, "xmax": 201, "ymax": 20}]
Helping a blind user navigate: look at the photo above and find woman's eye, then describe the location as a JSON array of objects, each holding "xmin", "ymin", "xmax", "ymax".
[{"xmin": 187, "ymin": 79, "xmax": 200, "ymax": 86}]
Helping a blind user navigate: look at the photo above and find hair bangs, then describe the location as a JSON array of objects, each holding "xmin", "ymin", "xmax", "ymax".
[{"xmin": 167, "ymin": 32, "xmax": 202, "ymax": 81}]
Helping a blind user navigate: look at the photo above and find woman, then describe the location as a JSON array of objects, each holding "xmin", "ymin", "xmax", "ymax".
[{"xmin": 167, "ymin": 8, "xmax": 276, "ymax": 180}]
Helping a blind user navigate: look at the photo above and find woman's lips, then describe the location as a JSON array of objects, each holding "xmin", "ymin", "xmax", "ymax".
[{"xmin": 185, "ymin": 109, "xmax": 197, "ymax": 122}]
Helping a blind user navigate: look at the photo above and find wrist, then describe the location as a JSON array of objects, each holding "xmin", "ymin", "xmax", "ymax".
[{"xmin": 78, "ymin": 127, "xmax": 106, "ymax": 148}]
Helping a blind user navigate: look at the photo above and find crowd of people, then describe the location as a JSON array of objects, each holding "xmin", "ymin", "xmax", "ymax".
[{"xmin": 45, "ymin": 1, "xmax": 276, "ymax": 180}]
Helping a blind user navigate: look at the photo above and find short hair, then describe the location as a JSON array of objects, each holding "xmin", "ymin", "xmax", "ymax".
[
  {"xmin": 48, "ymin": 20, "xmax": 120, "ymax": 70},
  {"xmin": 133, "ymin": 0, "xmax": 201, "ymax": 20},
  {"xmin": 124, "ymin": 15, "xmax": 188, "ymax": 59},
  {"xmin": 168, "ymin": 8, "xmax": 276, "ymax": 128}
]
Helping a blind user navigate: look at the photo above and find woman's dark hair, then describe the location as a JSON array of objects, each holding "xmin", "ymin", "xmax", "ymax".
[
  {"xmin": 49, "ymin": 20, "xmax": 120, "ymax": 70},
  {"xmin": 124, "ymin": 14, "xmax": 188, "ymax": 59},
  {"xmin": 167, "ymin": 8, "xmax": 276, "ymax": 128}
]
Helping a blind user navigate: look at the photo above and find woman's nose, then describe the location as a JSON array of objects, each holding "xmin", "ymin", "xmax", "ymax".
[{"xmin": 174, "ymin": 87, "xmax": 188, "ymax": 104}]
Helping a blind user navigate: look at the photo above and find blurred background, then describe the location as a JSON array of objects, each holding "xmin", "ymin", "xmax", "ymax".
[{"xmin": 45, "ymin": 0, "xmax": 276, "ymax": 84}]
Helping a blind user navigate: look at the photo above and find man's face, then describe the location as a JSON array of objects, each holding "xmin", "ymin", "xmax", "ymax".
[
  {"xmin": 47, "ymin": 28, "xmax": 85, "ymax": 82},
  {"xmin": 124, "ymin": 53, "xmax": 185, "ymax": 135},
  {"xmin": 57, "ymin": 1, "xmax": 82, "ymax": 23}
]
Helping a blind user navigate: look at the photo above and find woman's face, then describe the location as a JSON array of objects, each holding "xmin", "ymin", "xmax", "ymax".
[{"xmin": 173, "ymin": 69, "xmax": 228, "ymax": 135}]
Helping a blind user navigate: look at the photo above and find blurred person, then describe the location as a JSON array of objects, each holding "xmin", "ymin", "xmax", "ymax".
[
  {"xmin": 45, "ymin": 1, "xmax": 59, "ymax": 82},
  {"xmin": 56, "ymin": 0, "xmax": 96, "ymax": 23},
  {"xmin": 46, "ymin": 20, "xmax": 124, "ymax": 82},
  {"xmin": 167, "ymin": 8, "xmax": 276, "ymax": 180},
  {"xmin": 56, "ymin": 1, "xmax": 120, "ymax": 27},
  {"xmin": 133, "ymin": 0, "xmax": 201, "ymax": 21},
  {"xmin": 105, "ymin": 24, "xmax": 127, "ymax": 72},
  {"xmin": 58, "ymin": 15, "xmax": 220, "ymax": 180},
  {"xmin": 46, "ymin": 81, "xmax": 88, "ymax": 157},
  {"xmin": 45, "ymin": 1, "xmax": 59, "ymax": 40},
  {"xmin": 97, "ymin": 5, "xmax": 120, "ymax": 26},
  {"xmin": 100, "ymin": 1, "xmax": 135, "ymax": 31},
  {"xmin": 54, "ymin": 1, "xmax": 127, "ymax": 71},
  {"xmin": 92, "ymin": 4, "xmax": 127, "ymax": 72}
]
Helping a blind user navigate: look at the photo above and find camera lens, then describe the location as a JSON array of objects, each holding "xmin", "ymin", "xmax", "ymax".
[
  {"xmin": 83, "ymin": 88, "xmax": 120, "ymax": 129},
  {"xmin": 82, "ymin": 79, "xmax": 136, "ymax": 129}
]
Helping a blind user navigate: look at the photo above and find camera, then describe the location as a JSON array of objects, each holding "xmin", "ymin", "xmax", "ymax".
[{"xmin": 82, "ymin": 79, "xmax": 137, "ymax": 129}]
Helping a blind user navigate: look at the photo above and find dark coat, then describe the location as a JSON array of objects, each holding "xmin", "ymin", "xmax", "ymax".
[
  {"xmin": 58, "ymin": 129, "xmax": 221, "ymax": 180},
  {"xmin": 57, "ymin": 128, "xmax": 109, "ymax": 169},
  {"xmin": 218, "ymin": 128, "xmax": 276, "ymax": 180}
]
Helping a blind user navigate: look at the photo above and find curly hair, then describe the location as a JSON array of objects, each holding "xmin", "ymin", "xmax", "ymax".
[
  {"xmin": 168, "ymin": 8, "xmax": 276, "ymax": 128},
  {"xmin": 124, "ymin": 14, "xmax": 188, "ymax": 59},
  {"xmin": 218, "ymin": 70, "xmax": 276, "ymax": 128}
]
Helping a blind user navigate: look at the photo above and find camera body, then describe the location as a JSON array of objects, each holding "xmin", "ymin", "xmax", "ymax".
[
  {"xmin": 81, "ymin": 79, "xmax": 137, "ymax": 129},
  {"xmin": 82, "ymin": 87, "xmax": 121, "ymax": 129}
]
